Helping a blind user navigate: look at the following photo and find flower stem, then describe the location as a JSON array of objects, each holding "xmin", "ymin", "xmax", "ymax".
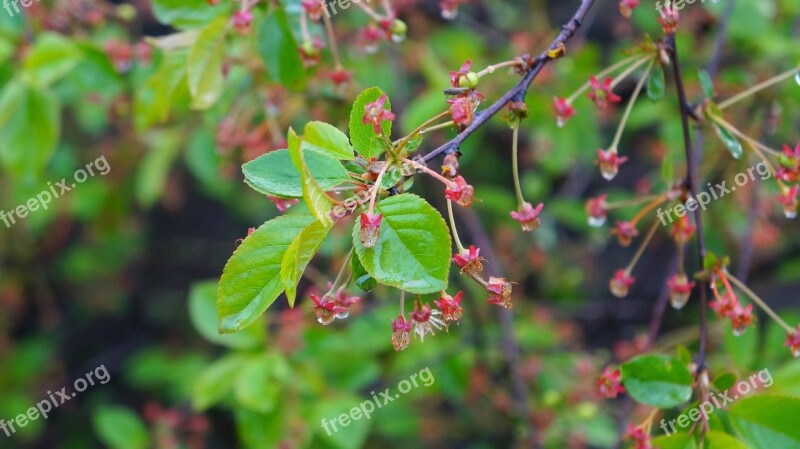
[
  {"xmin": 727, "ymin": 272, "xmax": 795, "ymax": 333},
  {"xmin": 476, "ymin": 59, "xmax": 523, "ymax": 78},
  {"xmin": 447, "ymin": 199, "xmax": 466, "ymax": 253},
  {"xmin": 402, "ymin": 158, "xmax": 455, "ymax": 188},
  {"xmin": 322, "ymin": 9, "xmax": 342, "ymax": 69},
  {"xmin": 328, "ymin": 248, "xmax": 354, "ymax": 294},
  {"xmin": 399, "ymin": 290, "xmax": 405, "ymax": 316},
  {"xmin": 605, "ymin": 194, "xmax": 663, "ymax": 210},
  {"xmin": 610, "ymin": 55, "xmax": 654, "ymax": 90},
  {"xmin": 566, "ymin": 55, "xmax": 641, "ymax": 103},
  {"xmin": 355, "ymin": 1, "xmax": 384, "ymax": 21},
  {"xmin": 719, "ymin": 66, "xmax": 800, "ymax": 110},
  {"xmin": 609, "ymin": 59, "xmax": 655, "ymax": 151},
  {"xmin": 368, "ymin": 162, "xmax": 391, "ymax": 215},
  {"xmin": 511, "ymin": 124, "xmax": 525, "ymax": 206},
  {"xmin": 420, "ymin": 120, "xmax": 456, "ymax": 135},
  {"xmin": 630, "ymin": 195, "xmax": 667, "ymax": 227},
  {"xmin": 395, "ymin": 110, "xmax": 451, "ymax": 148},
  {"xmin": 625, "ymin": 219, "xmax": 659, "ymax": 272}
]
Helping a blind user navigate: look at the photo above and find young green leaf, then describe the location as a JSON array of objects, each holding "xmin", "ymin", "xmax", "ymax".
[
  {"xmin": 304, "ymin": 121, "xmax": 355, "ymax": 160},
  {"xmin": 92, "ymin": 406, "xmax": 150, "ymax": 449},
  {"xmin": 192, "ymin": 354, "xmax": 249, "ymax": 410},
  {"xmin": 258, "ymin": 7, "xmax": 306, "ymax": 91},
  {"xmin": 189, "ymin": 281, "xmax": 263, "ymax": 349},
  {"xmin": 699, "ymin": 69, "xmax": 715, "ymax": 98},
  {"xmin": 647, "ymin": 64, "xmax": 666, "ymax": 102},
  {"xmin": 134, "ymin": 50, "xmax": 189, "ymax": 130},
  {"xmin": 620, "ymin": 354, "xmax": 693, "ymax": 408},
  {"xmin": 287, "ymin": 129, "xmax": 337, "ymax": 226},
  {"xmin": 353, "ymin": 194, "xmax": 451, "ymax": 294},
  {"xmin": 651, "ymin": 434, "xmax": 696, "ymax": 449},
  {"xmin": 151, "ymin": 0, "xmax": 231, "ymax": 29},
  {"xmin": 242, "ymin": 148, "xmax": 349, "ymax": 198},
  {"xmin": 218, "ymin": 214, "xmax": 316, "ymax": 333},
  {"xmin": 22, "ymin": 32, "xmax": 83, "ymax": 88},
  {"xmin": 187, "ymin": 16, "xmax": 228, "ymax": 110},
  {"xmin": 281, "ymin": 220, "xmax": 332, "ymax": 307},
  {"xmin": 712, "ymin": 122, "xmax": 743, "ymax": 159},
  {"xmin": 234, "ymin": 353, "xmax": 289, "ymax": 413},
  {"xmin": 705, "ymin": 431, "xmax": 750, "ymax": 449},
  {"xmin": 0, "ymin": 81, "xmax": 59, "ymax": 181},
  {"xmin": 351, "ymin": 251, "xmax": 377, "ymax": 292},
  {"xmin": 729, "ymin": 396, "xmax": 800, "ymax": 449},
  {"xmin": 349, "ymin": 87, "xmax": 393, "ymax": 159}
]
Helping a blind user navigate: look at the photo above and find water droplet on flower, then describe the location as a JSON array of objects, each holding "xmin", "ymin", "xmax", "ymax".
[
  {"xmin": 556, "ymin": 117, "xmax": 566, "ymax": 128},
  {"xmin": 362, "ymin": 43, "xmax": 378, "ymax": 54},
  {"xmin": 335, "ymin": 311, "xmax": 349, "ymax": 320},
  {"xmin": 588, "ymin": 216, "xmax": 607, "ymax": 227},
  {"xmin": 600, "ymin": 169, "xmax": 617, "ymax": 181},
  {"xmin": 784, "ymin": 207, "xmax": 797, "ymax": 219},
  {"xmin": 732, "ymin": 327, "xmax": 747, "ymax": 337},
  {"xmin": 391, "ymin": 33, "xmax": 405, "ymax": 43},
  {"xmin": 793, "ymin": 348, "xmax": 800, "ymax": 358},
  {"xmin": 670, "ymin": 292, "xmax": 690, "ymax": 310},
  {"xmin": 795, "ymin": 72, "xmax": 800, "ymax": 86},
  {"xmin": 315, "ymin": 310, "xmax": 335, "ymax": 325}
]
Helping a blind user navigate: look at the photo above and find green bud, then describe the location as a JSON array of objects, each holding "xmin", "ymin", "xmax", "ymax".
[
  {"xmin": 390, "ymin": 19, "xmax": 407, "ymax": 43},
  {"xmin": 116, "ymin": 4, "xmax": 137, "ymax": 21},
  {"xmin": 458, "ymin": 71, "xmax": 480, "ymax": 89}
]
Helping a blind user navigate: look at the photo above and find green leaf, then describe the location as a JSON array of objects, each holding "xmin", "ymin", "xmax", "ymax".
[
  {"xmin": 711, "ymin": 372, "xmax": 737, "ymax": 391},
  {"xmin": 647, "ymin": 64, "xmax": 666, "ymax": 102},
  {"xmin": 351, "ymin": 251, "xmax": 377, "ymax": 292},
  {"xmin": 287, "ymin": 129, "xmax": 337, "ymax": 226},
  {"xmin": 189, "ymin": 280, "xmax": 263, "ymax": 349},
  {"xmin": 22, "ymin": 33, "xmax": 83, "ymax": 88},
  {"xmin": 699, "ymin": 69, "xmax": 715, "ymax": 98},
  {"xmin": 151, "ymin": 0, "xmax": 231, "ymax": 29},
  {"xmin": 651, "ymin": 433, "xmax": 696, "ymax": 449},
  {"xmin": 257, "ymin": 7, "xmax": 306, "ymax": 91},
  {"xmin": 712, "ymin": 122, "xmax": 743, "ymax": 159},
  {"xmin": 353, "ymin": 194, "xmax": 451, "ymax": 294},
  {"xmin": 187, "ymin": 16, "xmax": 228, "ymax": 110},
  {"xmin": 706, "ymin": 430, "xmax": 750, "ymax": 449},
  {"xmin": 620, "ymin": 355, "xmax": 693, "ymax": 408},
  {"xmin": 218, "ymin": 214, "xmax": 315, "ymax": 333},
  {"xmin": 135, "ymin": 129, "xmax": 183, "ymax": 207},
  {"xmin": 730, "ymin": 395, "xmax": 800, "ymax": 449},
  {"xmin": 0, "ymin": 81, "xmax": 59, "ymax": 181},
  {"xmin": 242, "ymin": 148, "xmax": 350, "ymax": 198},
  {"xmin": 304, "ymin": 121, "xmax": 355, "ymax": 160},
  {"xmin": 349, "ymin": 87, "xmax": 393, "ymax": 159},
  {"xmin": 234, "ymin": 353, "xmax": 289, "ymax": 413},
  {"xmin": 193, "ymin": 354, "xmax": 248, "ymax": 410},
  {"xmin": 134, "ymin": 50, "xmax": 188, "ymax": 130},
  {"xmin": 280, "ymin": 220, "xmax": 332, "ymax": 307},
  {"xmin": 311, "ymin": 395, "xmax": 372, "ymax": 449},
  {"xmin": 92, "ymin": 406, "xmax": 150, "ymax": 449}
]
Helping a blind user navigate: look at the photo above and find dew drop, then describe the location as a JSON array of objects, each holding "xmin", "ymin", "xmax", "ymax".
[
  {"xmin": 795, "ymin": 72, "xmax": 800, "ymax": 86},
  {"xmin": 784, "ymin": 207, "xmax": 798, "ymax": 219},
  {"xmin": 441, "ymin": 8, "xmax": 458, "ymax": 20},
  {"xmin": 588, "ymin": 216, "xmax": 607, "ymax": 227}
]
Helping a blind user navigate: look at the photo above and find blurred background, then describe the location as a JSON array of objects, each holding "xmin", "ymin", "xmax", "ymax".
[{"xmin": 1, "ymin": 0, "xmax": 800, "ymax": 448}]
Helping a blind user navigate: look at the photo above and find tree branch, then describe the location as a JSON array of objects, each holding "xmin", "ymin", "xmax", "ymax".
[{"xmin": 421, "ymin": 0, "xmax": 597, "ymax": 163}]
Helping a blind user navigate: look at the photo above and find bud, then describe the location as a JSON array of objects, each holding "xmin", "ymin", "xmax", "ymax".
[
  {"xmin": 785, "ymin": 326, "xmax": 800, "ymax": 357},
  {"xmin": 612, "ymin": 221, "xmax": 639, "ymax": 247},
  {"xmin": 585, "ymin": 194, "xmax": 608, "ymax": 227},
  {"xmin": 486, "ymin": 277, "xmax": 513, "ymax": 309},
  {"xmin": 441, "ymin": 152, "xmax": 460, "ymax": 178},
  {"xmin": 390, "ymin": 19, "xmax": 407, "ymax": 43},
  {"xmin": 444, "ymin": 176, "xmax": 475, "ymax": 207},
  {"xmin": 609, "ymin": 269, "xmax": 635, "ymax": 298},
  {"xmin": 667, "ymin": 273, "xmax": 694, "ymax": 309},
  {"xmin": 391, "ymin": 315, "xmax": 412, "ymax": 351},
  {"xmin": 359, "ymin": 212, "xmax": 383, "ymax": 248},
  {"xmin": 452, "ymin": 245, "xmax": 483, "ymax": 277},
  {"xmin": 596, "ymin": 149, "xmax": 628, "ymax": 181}
]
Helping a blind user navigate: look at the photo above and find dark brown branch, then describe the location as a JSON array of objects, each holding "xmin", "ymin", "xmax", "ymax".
[
  {"xmin": 667, "ymin": 34, "xmax": 710, "ymax": 371},
  {"xmin": 421, "ymin": 0, "xmax": 597, "ymax": 163}
]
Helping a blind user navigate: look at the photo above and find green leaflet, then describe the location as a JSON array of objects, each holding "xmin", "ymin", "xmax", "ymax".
[
  {"xmin": 620, "ymin": 354, "xmax": 693, "ymax": 408},
  {"xmin": 258, "ymin": 7, "xmax": 306, "ymax": 91},
  {"xmin": 349, "ymin": 87, "xmax": 393, "ymax": 159},
  {"xmin": 729, "ymin": 395, "xmax": 800, "ymax": 449},
  {"xmin": 304, "ymin": 121, "xmax": 355, "ymax": 160},
  {"xmin": 287, "ymin": 128, "xmax": 337, "ymax": 226},
  {"xmin": 352, "ymin": 194, "xmax": 451, "ymax": 294},
  {"xmin": 22, "ymin": 32, "xmax": 83, "ymax": 88},
  {"xmin": 217, "ymin": 214, "xmax": 316, "ymax": 333},
  {"xmin": 187, "ymin": 16, "xmax": 228, "ymax": 110},
  {"xmin": 242, "ymin": 148, "xmax": 349, "ymax": 198},
  {"xmin": 281, "ymin": 220, "xmax": 332, "ymax": 307}
]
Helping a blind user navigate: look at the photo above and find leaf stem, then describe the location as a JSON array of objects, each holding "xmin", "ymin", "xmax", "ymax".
[
  {"xmin": 609, "ymin": 56, "xmax": 653, "ymax": 90},
  {"xmin": 368, "ymin": 161, "xmax": 391, "ymax": 215},
  {"xmin": 625, "ymin": 219, "xmax": 659, "ymax": 273},
  {"xmin": 476, "ymin": 59, "xmax": 523, "ymax": 78},
  {"xmin": 322, "ymin": 8, "xmax": 343, "ymax": 69}
]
